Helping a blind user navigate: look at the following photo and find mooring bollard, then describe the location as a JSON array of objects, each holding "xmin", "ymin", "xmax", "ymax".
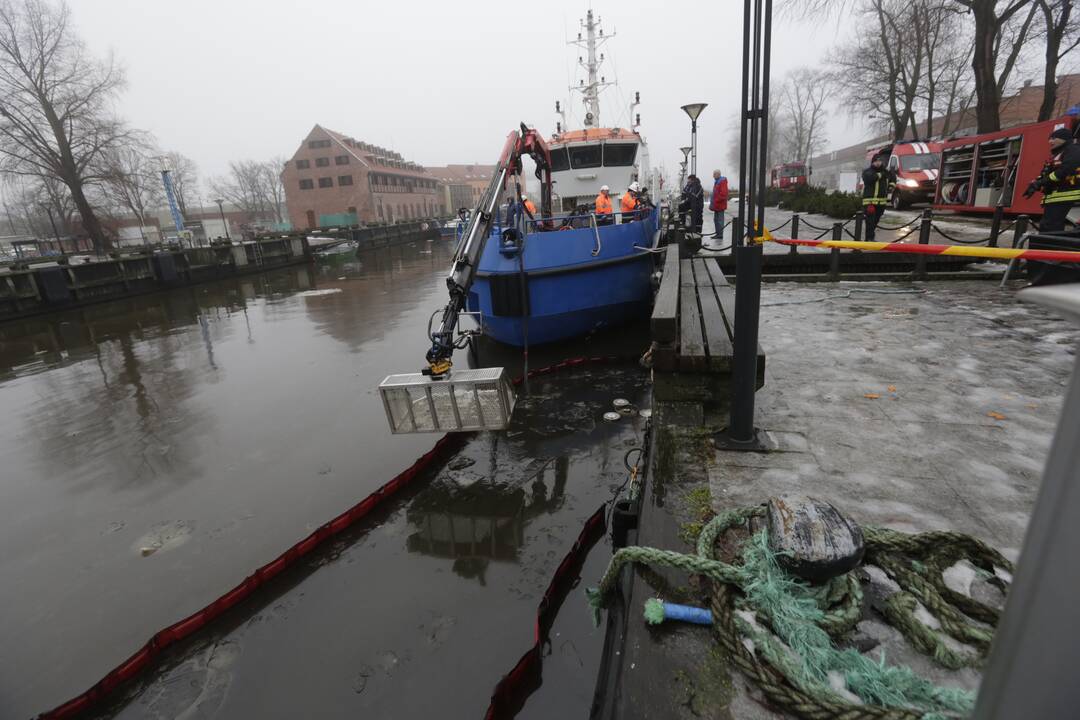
[
  {"xmin": 829, "ymin": 223, "xmax": 841, "ymax": 281},
  {"xmin": 789, "ymin": 214, "xmax": 799, "ymax": 255},
  {"xmin": 916, "ymin": 208, "xmax": 932, "ymax": 280},
  {"xmin": 853, "ymin": 211, "xmax": 864, "ymax": 243},
  {"xmin": 989, "ymin": 205, "xmax": 1004, "ymax": 248},
  {"xmin": 1012, "ymin": 215, "xmax": 1030, "ymax": 249}
]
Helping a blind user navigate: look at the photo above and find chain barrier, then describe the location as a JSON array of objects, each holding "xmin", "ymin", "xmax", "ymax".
[
  {"xmin": 39, "ymin": 356, "xmax": 638, "ymax": 720},
  {"xmin": 875, "ymin": 217, "xmax": 921, "ymax": 232},
  {"xmin": 767, "ymin": 217, "xmax": 792, "ymax": 233},
  {"xmin": 891, "ymin": 226, "xmax": 920, "ymax": 243},
  {"xmin": 800, "ymin": 218, "xmax": 832, "ymax": 232},
  {"xmin": 930, "ymin": 223, "xmax": 994, "ymax": 245},
  {"xmin": 811, "ymin": 227, "xmax": 833, "ymax": 240}
]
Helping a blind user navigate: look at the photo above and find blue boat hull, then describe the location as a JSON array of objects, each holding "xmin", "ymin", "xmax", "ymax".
[{"xmin": 467, "ymin": 208, "xmax": 658, "ymax": 347}]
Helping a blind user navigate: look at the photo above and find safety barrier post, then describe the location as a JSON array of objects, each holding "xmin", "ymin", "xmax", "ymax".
[
  {"xmin": 854, "ymin": 211, "xmax": 864, "ymax": 242},
  {"xmin": 1011, "ymin": 215, "xmax": 1030, "ymax": 249},
  {"xmin": 916, "ymin": 208, "xmax": 932, "ymax": 280},
  {"xmin": 789, "ymin": 214, "xmax": 799, "ymax": 255},
  {"xmin": 989, "ymin": 205, "xmax": 1004, "ymax": 248},
  {"xmin": 829, "ymin": 223, "xmax": 841, "ymax": 281}
]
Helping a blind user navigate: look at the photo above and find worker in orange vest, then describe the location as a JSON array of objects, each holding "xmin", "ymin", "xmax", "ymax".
[
  {"xmin": 595, "ymin": 185, "xmax": 614, "ymax": 225},
  {"xmin": 620, "ymin": 182, "xmax": 641, "ymax": 223},
  {"xmin": 522, "ymin": 194, "xmax": 537, "ymax": 217}
]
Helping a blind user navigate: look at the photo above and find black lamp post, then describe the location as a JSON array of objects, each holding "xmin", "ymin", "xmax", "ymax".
[
  {"xmin": 216, "ymin": 199, "xmax": 230, "ymax": 242},
  {"xmin": 714, "ymin": 0, "xmax": 772, "ymax": 451},
  {"xmin": 681, "ymin": 103, "xmax": 708, "ymax": 177},
  {"xmin": 679, "ymin": 146, "xmax": 691, "ymax": 190}
]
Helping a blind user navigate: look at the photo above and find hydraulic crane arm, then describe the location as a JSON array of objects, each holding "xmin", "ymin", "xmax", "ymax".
[{"xmin": 424, "ymin": 123, "xmax": 552, "ymax": 376}]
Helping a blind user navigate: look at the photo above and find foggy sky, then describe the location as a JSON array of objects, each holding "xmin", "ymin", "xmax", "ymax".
[{"xmin": 72, "ymin": 0, "xmax": 868, "ymax": 196}]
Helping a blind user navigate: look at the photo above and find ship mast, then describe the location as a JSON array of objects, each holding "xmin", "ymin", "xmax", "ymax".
[{"xmin": 568, "ymin": 10, "xmax": 614, "ymax": 127}]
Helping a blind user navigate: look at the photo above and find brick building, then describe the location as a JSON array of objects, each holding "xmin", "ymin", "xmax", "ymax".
[
  {"xmin": 811, "ymin": 73, "xmax": 1080, "ymax": 191},
  {"xmin": 282, "ymin": 125, "xmax": 443, "ymax": 228},
  {"xmin": 426, "ymin": 164, "xmax": 497, "ymax": 215}
]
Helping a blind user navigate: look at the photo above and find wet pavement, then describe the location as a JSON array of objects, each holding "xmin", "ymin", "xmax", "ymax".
[
  {"xmin": 0, "ymin": 239, "xmax": 653, "ymax": 718},
  {"xmin": 608, "ymin": 279, "xmax": 1079, "ymax": 719}
]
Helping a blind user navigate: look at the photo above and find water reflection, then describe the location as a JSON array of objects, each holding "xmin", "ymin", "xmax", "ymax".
[
  {"xmin": 407, "ymin": 457, "xmax": 571, "ymax": 584},
  {"xmin": 0, "ymin": 239, "xmax": 467, "ymax": 719}
]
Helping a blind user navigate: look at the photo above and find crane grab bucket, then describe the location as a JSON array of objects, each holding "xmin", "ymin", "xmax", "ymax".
[{"xmin": 378, "ymin": 368, "xmax": 516, "ymax": 433}]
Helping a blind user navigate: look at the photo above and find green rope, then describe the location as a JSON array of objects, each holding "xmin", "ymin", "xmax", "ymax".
[{"xmin": 587, "ymin": 506, "xmax": 1011, "ymax": 720}]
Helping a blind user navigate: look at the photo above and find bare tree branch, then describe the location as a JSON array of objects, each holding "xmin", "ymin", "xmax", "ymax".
[{"xmin": 0, "ymin": 0, "xmax": 135, "ymax": 250}]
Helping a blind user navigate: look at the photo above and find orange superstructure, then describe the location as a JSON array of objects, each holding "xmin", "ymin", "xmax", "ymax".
[{"xmin": 549, "ymin": 127, "xmax": 640, "ymax": 145}]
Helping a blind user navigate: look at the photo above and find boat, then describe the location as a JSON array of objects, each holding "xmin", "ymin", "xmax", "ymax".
[
  {"xmin": 313, "ymin": 239, "xmax": 357, "ymax": 263},
  {"xmin": 464, "ymin": 9, "xmax": 659, "ymax": 347}
]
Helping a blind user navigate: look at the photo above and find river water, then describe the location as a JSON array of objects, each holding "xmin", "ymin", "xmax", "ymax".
[{"xmin": 0, "ymin": 240, "xmax": 652, "ymax": 718}]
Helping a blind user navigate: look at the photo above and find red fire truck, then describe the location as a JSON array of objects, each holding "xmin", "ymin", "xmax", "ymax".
[
  {"xmin": 859, "ymin": 140, "xmax": 943, "ymax": 209},
  {"xmin": 933, "ymin": 114, "xmax": 1080, "ymax": 216},
  {"xmin": 770, "ymin": 161, "xmax": 809, "ymax": 190}
]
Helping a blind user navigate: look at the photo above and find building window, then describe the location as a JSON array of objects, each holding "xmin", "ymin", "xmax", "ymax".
[
  {"xmin": 348, "ymin": 206, "xmax": 357, "ymax": 214},
  {"xmin": 391, "ymin": 176, "xmax": 398, "ymax": 186},
  {"xmin": 318, "ymin": 177, "xmax": 333, "ymax": 188},
  {"xmin": 315, "ymin": 157, "xmax": 330, "ymax": 167},
  {"xmin": 378, "ymin": 204, "xmax": 384, "ymax": 219},
  {"xmin": 335, "ymin": 155, "xmax": 350, "ymax": 165},
  {"xmin": 299, "ymin": 179, "xmax": 314, "ymax": 190},
  {"xmin": 296, "ymin": 159, "xmax": 310, "ymax": 169},
  {"xmin": 338, "ymin": 175, "xmax": 353, "ymax": 186},
  {"xmin": 308, "ymin": 139, "xmax": 331, "ymax": 149}
]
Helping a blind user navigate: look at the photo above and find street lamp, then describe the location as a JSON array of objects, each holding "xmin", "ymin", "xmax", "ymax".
[
  {"xmin": 215, "ymin": 198, "xmax": 230, "ymax": 242},
  {"xmin": 681, "ymin": 103, "xmax": 708, "ymax": 176},
  {"xmin": 679, "ymin": 146, "xmax": 692, "ymax": 190}
]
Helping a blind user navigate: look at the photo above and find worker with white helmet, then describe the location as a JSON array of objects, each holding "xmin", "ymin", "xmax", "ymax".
[
  {"xmin": 595, "ymin": 185, "xmax": 614, "ymax": 225},
  {"xmin": 620, "ymin": 181, "xmax": 642, "ymax": 223}
]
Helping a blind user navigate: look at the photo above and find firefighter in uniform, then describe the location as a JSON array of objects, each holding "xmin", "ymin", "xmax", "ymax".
[
  {"xmin": 862, "ymin": 151, "xmax": 896, "ymax": 241},
  {"xmin": 1026, "ymin": 127, "xmax": 1080, "ymax": 233},
  {"xmin": 620, "ymin": 182, "xmax": 641, "ymax": 223},
  {"xmin": 595, "ymin": 185, "xmax": 614, "ymax": 225}
]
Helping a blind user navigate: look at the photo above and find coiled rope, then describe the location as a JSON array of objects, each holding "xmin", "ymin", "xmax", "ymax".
[{"xmin": 586, "ymin": 506, "xmax": 1012, "ymax": 720}]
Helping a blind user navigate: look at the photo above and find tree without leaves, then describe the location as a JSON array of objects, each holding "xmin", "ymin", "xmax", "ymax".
[
  {"xmin": 99, "ymin": 142, "xmax": 163, "ymax": 244},
  {"xmin": 778, "ymin": 69, "xmax": 832, "ymax": 164},
  {"xmin": 0, "ymin": 0, "xmax": 135, "ymax": 251},
  {"xmin": 828, "ymin": 0, "xmax": 926, "ymax": 140},
  {"xmin": 1035, "ymin": 0, "xmax": 1080, "ymax": 121},
  {"xmin": 789, "ymin": 0, "xmax": 1040, "ymax": 133},
  {"xmin": 211, "ymin": 158, "xmax": 286, "ymax": 226},
  {"xmin": 164, "ymin": 151, "xmax": 198, "ymax": 219}
]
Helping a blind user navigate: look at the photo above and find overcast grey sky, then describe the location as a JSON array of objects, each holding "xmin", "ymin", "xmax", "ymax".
[{"xmin": 72, "ymin": 0, "xmax": 868, "ymax": 193}]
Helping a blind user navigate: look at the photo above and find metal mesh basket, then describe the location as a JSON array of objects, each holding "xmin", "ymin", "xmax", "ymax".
[{"xmin": 378, "ymin": 367, "xmax": 516, "ymax": 433}]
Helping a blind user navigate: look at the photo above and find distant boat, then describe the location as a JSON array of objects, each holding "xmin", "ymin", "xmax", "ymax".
[{"xmin": 313, "ymin": 240, "xmax": 357, "ymax": 263}]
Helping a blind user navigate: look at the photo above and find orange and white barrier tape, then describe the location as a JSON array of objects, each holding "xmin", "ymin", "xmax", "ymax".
[{"xmin": 769, "ymin": 238, "xmax": 1080, "ymax": 264}]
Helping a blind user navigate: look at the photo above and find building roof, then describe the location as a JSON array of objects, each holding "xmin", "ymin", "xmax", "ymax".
[
  {"xmin": 425, "ymin": 164, "xmax": 496, "ymax": 183},
  {"xmin": 312, "ymin": 124, "xmax": 430, "ymax": 178}
]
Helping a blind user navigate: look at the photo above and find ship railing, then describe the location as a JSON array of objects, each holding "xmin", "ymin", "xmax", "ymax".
[{"xmin": 520, "ymin": 209, "xmax": 652, "ymax": 233}]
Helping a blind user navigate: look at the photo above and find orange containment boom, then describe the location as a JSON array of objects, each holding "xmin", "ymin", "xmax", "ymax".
[{"xmin": 771, "ymin": 238, "xmax": 1080, "ymax": 264}]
